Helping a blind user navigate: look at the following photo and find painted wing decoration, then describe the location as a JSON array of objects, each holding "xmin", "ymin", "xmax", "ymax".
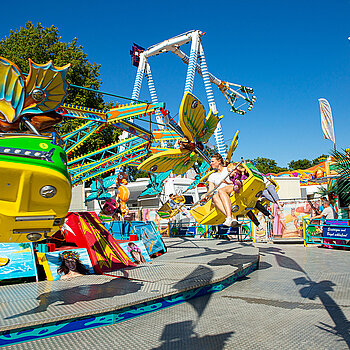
[
  {"xmin": 225, "ymin": 130, "xmax": 239, "ymax": 162},
  {"xmin": 86, "ymin": 178, "xmax": 111, "ymax": 202},
  {"xmin": 102, "ymin": 174, "xmax": 119, "ymax": 189},
  {"xmin": 139, "ymin": 170, "xmax": 171, "ymax": 197},
  {"xmin": 85, "ymin": 175, "xmax": 118, "ymax": 202},
  {"xmin": 0, "ymin": 57, "xmax": 26, "ymax": 123},
  {"xmin": 138, "ymin": 149, "xmax": 198, "ymax": 175},
  {"xmin": 197, "ymin": 109, "xmax": 221, "ymax": 144},
  {"xmin": 179, "ymin": 92, "xmax": 206, "ymax": 141},
  {"xmin": 0, "ymin": 56, "xmax": 70, "ymax": 132},
  {"xmin": 184, "ymin": 162, "xmax": 211, "ymax": 192},
  {"xmin": 23, "ymin": 59, "xmax": 70, "ymax": 114}
]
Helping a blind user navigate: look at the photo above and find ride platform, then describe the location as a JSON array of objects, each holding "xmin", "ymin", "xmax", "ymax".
[{"xmin": 0, "ymin": 238, "xmax": 259, "ymax": 347}]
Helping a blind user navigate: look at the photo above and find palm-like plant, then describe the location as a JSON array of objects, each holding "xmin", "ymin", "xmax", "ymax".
[
  {"xmin": 316, "ymin": 181, "xmax": 337, "ymax": 203},
  {"xmin": 330, "ymin": 149, "xmax": 350, "ymax": 206}
]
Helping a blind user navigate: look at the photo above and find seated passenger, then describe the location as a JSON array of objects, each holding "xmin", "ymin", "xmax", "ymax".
[
  {"xmin": 216, "ymin": 163, "xmax": 248, "ymax": 226},
  {"xmin": 201, "ymin": 154, "xmax": 232, "ymax": 226},
  {"xmin": 101, "ymin": 198, "xmax": 120, "ymax": 221},
  {"xmin": 226, "ymin": 163, "xmax": 249, "ymax": 193}
]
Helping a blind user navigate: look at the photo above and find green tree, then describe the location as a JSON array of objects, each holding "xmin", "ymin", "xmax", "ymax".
[
  {"xmin": 0, "ymin": 22, "xmax": 104, "ymax": 109},
  {"xmin": 0, "ymin": 22, "xmax": 121, "ymax": 159},
  {"xmin": 249, "ymin": 157, "xmax": 287, "ymax": 175},
  {"xmin": 288, "ymin": 159, "xmax": 312, "ymax": 170},
  {"xmin": 312, "ymin": 154, "xmax": 328, "ymax": 166},
  {"xmin": 127, "ymin": 166, "xmax": 150, "ymax": 181}
]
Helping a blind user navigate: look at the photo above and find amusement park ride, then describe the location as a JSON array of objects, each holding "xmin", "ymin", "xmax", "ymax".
[
  {"xmin": 0, "ymin": 30, "xmax": 272, "ymax": 244},
  {"xmin": 130, "ymin": 30, "xmax": 256, "ymax": 157}
]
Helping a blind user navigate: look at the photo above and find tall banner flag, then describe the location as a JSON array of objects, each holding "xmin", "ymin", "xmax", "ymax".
[{"xmin": 318, "ymin": 98, "xmax": 335, "ymax": 144}]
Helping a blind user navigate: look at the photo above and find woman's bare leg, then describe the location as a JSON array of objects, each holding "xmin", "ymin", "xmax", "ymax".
[
  {"xmin": 212, "ymin": 193, "xmax": 227, "ymax": 216},
  {"xmin": 218, "ymin": 186, "xmax": 233, "ymax": 218}
]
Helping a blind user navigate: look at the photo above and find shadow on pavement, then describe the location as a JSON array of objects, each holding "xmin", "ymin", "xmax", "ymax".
[
  {"xmin": 261, "ymin": 245, "xmax": 350, "ymax": 346},
  {"xmin": 295, "ymin": 277, "xmax": 350, "ymax": 347},
  {"xmin": 6, "ymin": 277, "xmax": 143, "ymax": 320},
  {"xmin": 172, "ymin": 265, "xmax": 214, "ymax": 319},
  {"xmin": 153, "ymin": 320, "xmax": 234, "ymax": 350}
]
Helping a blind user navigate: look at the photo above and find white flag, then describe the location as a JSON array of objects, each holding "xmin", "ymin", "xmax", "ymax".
[{"xmin": 318, "ymin": 98, "xmax": 335, "ymax": 144}]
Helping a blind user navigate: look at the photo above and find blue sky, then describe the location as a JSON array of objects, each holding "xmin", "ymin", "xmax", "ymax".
[{"xmin": 0, "ymin": 0, "xmax": 349, "ymax": 167}]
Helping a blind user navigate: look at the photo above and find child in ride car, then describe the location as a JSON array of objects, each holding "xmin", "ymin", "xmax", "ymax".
[{"xmin": 226, "ymin": 163, "xmax": 249, "ymax": 193}]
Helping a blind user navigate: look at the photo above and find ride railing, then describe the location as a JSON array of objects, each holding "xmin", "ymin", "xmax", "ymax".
[
  {"xmin": 253, "ymin": 216, "xmax": 274, "ymax": 242},
  {"xmin": 169, "ymin": 223, "xmax": 198, "ymax": 237},
  {"xmin": 168, "ymin": 220, "xmax": 254, "ymax": 241},
  {"xmin": 303, "ymin": 218, "xmax": 350, "ymax": 248}
]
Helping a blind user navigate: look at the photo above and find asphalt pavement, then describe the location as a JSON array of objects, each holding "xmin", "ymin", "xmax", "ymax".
[{"xmin": 4, "ymin": 241, "xmax": 350, "ymax": 350}]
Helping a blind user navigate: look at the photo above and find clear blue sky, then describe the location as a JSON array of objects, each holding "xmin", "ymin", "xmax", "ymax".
[{"xmin": 1, "ymin": 0, "xmax": 349, "ymax": 167}]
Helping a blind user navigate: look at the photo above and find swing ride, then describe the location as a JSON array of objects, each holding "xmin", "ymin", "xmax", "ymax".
[
  {"xmin": 190, "ymin": 162, "xmax": 265, "ymax": 225},
  {"xmin": 130, "ymin": 30, "xmax": 256, "ymax": 157},
  {"xmin": 0, "ymin": 29, "xmax": 274, "ymax": 243}
]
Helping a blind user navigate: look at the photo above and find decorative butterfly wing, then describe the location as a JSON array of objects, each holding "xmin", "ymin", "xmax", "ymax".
[
  {"xmin": 23, "ymin": 59, "xmax": 70, "ymax": 115},
  {"xmin": 102, "ymin": 174, "xmax": 118, "ymax": 189},
  {"xmin": 86, "ymin": 178, "xmax": 112, "ymax": 202},
  {"xmin": 139, "ymin": 186, "xmax": 159, "ymax": 198},
  {"xmin": 157, "ymin": 170, "xmax": 171, "ymax": 183},
  {"xmin": 138, "ymin": 149, "xmax": 198, "ymax": 175},
  {"xmin": 226, "ymin": 130, "xmax": 239, "ymax": 162},
  {"xmin": 179, "ymin": 92, "xmax": 206, "ymax": 142},
  {"xmin": 0, "ymin": 57, "xmax": 26, "ymax": 123},
  {"xmin": 139, "ymin": 171, "xmax": 171, "ymax": 198},
  {"xmin": 184, "ymin": 162, "xmax": 212, "ymax": 193},
  {"xmin": 199, "ymin": 161, "xmax": 211, "ymax": 175},
  {"xmin": 197, "ymin": 109, "xmax": 221, "ymax": 144}
]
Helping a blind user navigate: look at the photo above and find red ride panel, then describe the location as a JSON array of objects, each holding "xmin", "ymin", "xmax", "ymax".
[{"xmin": 62, "ymin": 212, "xmax": 135, "ymax": 273}]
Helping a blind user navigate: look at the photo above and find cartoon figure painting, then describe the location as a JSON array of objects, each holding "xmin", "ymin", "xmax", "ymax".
[
  {"xmin": 43, "ymin": 248, "xmax": 94, "ymax": 281},
  {"xmin": 127, "ymin": 242, "xmax": 146, "ymax": 264},
  {"xmin": 273, "ymin": 201, "xmax": 318, "ymax": 238},
  {"xmin": 57, "ymin": 250, "xmax": 90, "ymax": 280},
  {"xmin": 119, "ymin": 240, "xmax": 151, "ymax": 264}
]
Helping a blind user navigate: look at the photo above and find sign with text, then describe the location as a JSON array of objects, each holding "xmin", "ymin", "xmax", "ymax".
[
  {"xmin": 325, "ymin": 220, "xmax": 349, "ymax": 226},
  {"xmin": 322, "ymin": 225, "xmax": 350, "ymax": 240}
]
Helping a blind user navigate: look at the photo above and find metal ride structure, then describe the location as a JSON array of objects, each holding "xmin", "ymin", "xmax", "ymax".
[
  {"xmin": 58, "ymin": 101, "xmax": 175, "ymax": 185},
  {"xmin": 0, "ymin": 55, "xmax": 181, "ymax": 243},
  {"xmin": 0, "ymin": 35, "xmax": 259, "ymax": 241},
  {"xmin": 130, "ymin": 30, "xmax": 256, "ymax": 157},
  {"xmin": 137, "ymin": 92, "xmax": 221, "ymax": 175}
]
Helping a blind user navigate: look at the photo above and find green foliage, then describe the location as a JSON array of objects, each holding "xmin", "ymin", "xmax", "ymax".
[
  {"xmin": 127, "ymin": 166, "xmax": 149, "ymax": 181},
  {"xmin": 288, "ymin": 159, "xmax": 312, "ymax": 170},
  {"xmin": 19, "ymin": 243, "xmax": 30, "ymax": 249},
  {"xmin": 316, "ymin": 181, "xmax": 337, "ymax": 202},
  {"xmin": 288, "ymin": 155, "xmax": 328, "ymax": 171},
  {"xmin": 312, "ymin": 154, "xmax": 328, "ymax": 166},
  {"xmin": 0, "ymin": 22, "xmax": 121, "ymax": 159},
  {"xmin": 249, "ymin": 157, "xmax": 287, "ymax": 175},
  {"xmin": 0, "ymin": 22, "xmax": 104, "ymax": 109},
  {"xmin": 330, "ymin": 149, "xmax": 350, "ymax": 206}
]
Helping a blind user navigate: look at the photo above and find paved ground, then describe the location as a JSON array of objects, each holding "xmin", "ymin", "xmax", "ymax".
[
  {"xmin": 0, "ymin": 239, "xmax": 257, "ymax": 333},
  {"xmin": 4, "ymin": 241, "xmax": 350, "ymax": 350}
]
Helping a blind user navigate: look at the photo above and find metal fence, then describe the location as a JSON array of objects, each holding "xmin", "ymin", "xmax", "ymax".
[{"xmin": 303, "ymin": 218, "xmax": 350, "ymax": 248}]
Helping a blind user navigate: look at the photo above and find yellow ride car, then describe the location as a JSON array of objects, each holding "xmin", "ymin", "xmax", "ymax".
[
  {"xmin": 190, "ymin": 163, "xmax": 265, "ymax": 225},
  {"xmin": 0, "ymin": 134, "xmax": 72, "ymax": 243}
]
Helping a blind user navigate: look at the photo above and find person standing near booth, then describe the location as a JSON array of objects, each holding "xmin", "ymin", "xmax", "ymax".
[{"xmin": 310, "ymin": 200, "xmax": 336, "ymax": 248}]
